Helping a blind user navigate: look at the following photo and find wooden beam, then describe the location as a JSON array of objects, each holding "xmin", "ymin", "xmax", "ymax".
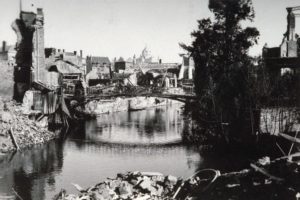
[
  {"xmin": 279, "ymin": 133, "xmax": 300, "ymax": 144},
  {"xmin": 250, "ymin": 163, "xmax": 284, "ymax": 182},
  {"xmin": 9, "ymin": 128, "xmax": 20, "ymax": 150}
]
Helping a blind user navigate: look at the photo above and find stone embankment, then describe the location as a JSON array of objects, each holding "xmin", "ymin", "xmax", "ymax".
[
  {"xmin": 0, "ymin": 98, "xmax": 57, "ymax": 155},
  {"xmin": 86, "ymin": 97, "xmax": 180, "ymax": 115}
]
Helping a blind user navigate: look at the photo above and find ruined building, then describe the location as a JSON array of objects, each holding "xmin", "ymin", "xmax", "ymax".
[
  {"xmin": 32, "ymin": 8, "xmax": 46, "ymax": 84},
  {"xmin": 11, "ymin": 8, "xmax": 47, "ymax": 102},
  {"xmin": 263, "ymin": 6, "xmax": 300, "ymax": 78},
  {"xmin": 178, "ymin": 55, "xmax": 194, "ymax": 93},
  {"xmin": 86, "ymin": 56, "xmax": 112, "ymax": 86},
  {"xmin": 10, "ymin": 5, "xmax": 73, "ymax": 123}
]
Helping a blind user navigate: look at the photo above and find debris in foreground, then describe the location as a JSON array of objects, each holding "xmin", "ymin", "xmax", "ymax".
[
  {"xmin": 53, "ymin": 171, "xmax": 182, "ymax": 200},
  {"xmin": 54, "ymin": 153, "xmax": 300, "ymax": 200},
  {"xmin": 0, "ymin": 98, "xmax": 57, "ymax": 154}
]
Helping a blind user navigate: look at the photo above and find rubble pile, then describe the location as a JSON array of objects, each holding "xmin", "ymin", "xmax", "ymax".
[
  {"xmin": 0, "ymin": 98, "xmax": 56, "ymax": 154},
  {"xmin": 54, "ymin": 154, "xmax": 300, "ymax": 200},
  {"xmin": 54, "ymin": 171, "xmax": 182, "ymax": 200},
  {"xmin": 198, "ymin": 155, "xmax": 300, "ymax": 200}
]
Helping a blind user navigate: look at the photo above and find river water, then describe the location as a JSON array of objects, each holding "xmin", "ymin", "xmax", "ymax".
[{"xmin": 0, "ymin": 103, "xmax": 249, "ymax": 200}]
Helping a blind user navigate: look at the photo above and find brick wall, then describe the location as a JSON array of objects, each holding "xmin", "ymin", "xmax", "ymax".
[{"xmin": 32, "ymin": 9, "xmax": 47, "ymax": 85}]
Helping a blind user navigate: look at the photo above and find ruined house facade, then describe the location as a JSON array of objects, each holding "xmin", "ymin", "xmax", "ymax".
[
  {"xmin": 178, "ymin": 56, "xmax": 194, "ymax": 93},
  {"xmin": 11, "ymin": 10, "xmax": 37, "ymax": 101},
  {"xmin": 178, "ymin": 56, "xmax": 194, "ymax": 80},
  {"xmin": 44, "ymin": 48, "xmax": 85, "ymax": 97},
  {"xmin": 263, "ymin": 6, "xmax": 300, "ymax": 78},
  {"xmin": 114, "ymin": 61, "xmax": 134, "ymax": 73},
  {"xmin": 45, "ymin": 48, "xmax": 84, "ymax": 76},
  {"xmin": 86, "ymin": 56, "xmax": 112, "ymax": 86},
  {"xmin": 11, "ymin": 7, "xmax": 85, "ymax": 102},
  {"xmin": 86, "ymin": 56, "xmax": 111, "ymax": 74}
]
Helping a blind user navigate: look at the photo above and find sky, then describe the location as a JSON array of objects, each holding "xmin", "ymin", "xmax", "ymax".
[{"xmin": 0, "ymin": 0, "xmax": 300, "ymax": 62}]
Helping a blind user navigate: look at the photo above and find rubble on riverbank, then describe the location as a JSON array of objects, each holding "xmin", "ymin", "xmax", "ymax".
[
  {"xmin": 54, "ymin": 154, "xmax": 300, "ymax": 200},
  {"xmin": 54, "ymin": 171, "xmax": 182, "ymax": 200},
  {"xmin": 198, "ymin": 154, "xmax": 300, "ymax": 200},
  {"xmin": 0, "ymin": 98, "xmax": 57, "ymax": 155}
]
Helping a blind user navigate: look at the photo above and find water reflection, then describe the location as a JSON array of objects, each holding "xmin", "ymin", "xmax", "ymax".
[
  {"xmin": 0, "ymin": 104, "xmax": 202, "ymax": 200},
  {"xmin": 58, "ymin": 139, "xmax": 201, "ymax": 196},
  {"xmin": 0, "ymin": 141, "xmax": 64, "ymax": 200},
  {"xmin": 82, "ymin": 105, "xmax": 184, "ymax": 144}
]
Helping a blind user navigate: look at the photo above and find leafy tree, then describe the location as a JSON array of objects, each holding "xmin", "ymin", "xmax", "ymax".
[{"xmin": 182, "ymin": 0, "xmax": 260, "ymax": 144}]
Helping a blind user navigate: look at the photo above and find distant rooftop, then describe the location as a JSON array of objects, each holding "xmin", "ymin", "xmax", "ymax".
[{"xmin": 87, "ymin": 56, "xmax": 111, "ymax": 64}]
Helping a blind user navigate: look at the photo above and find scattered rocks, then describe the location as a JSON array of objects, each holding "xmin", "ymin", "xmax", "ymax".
[
  {"xmin": 0, "ymin": 98, "xmax": 57, "ymax": 154},
  {"xmin": 54, "ymin": 171, "xmax": 183, "ymax": 200},
  {"xmin": 0, "ymin": 111, "xmax": 13, "ymax": 123},
  {"xmin": 54, "ymin": 154, "xmax": 300, "ymax": 200},
  {"xmin": 197, "ymin": 155, "xmax": 300, "ymax": 200}
]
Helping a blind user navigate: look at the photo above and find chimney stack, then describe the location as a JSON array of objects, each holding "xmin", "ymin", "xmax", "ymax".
[
  {"xmin": 159, "ymin": 59, "xmax": 162, "ymax": 64},
  {"xmin": 2, "ymin": 41, "xmax": 6, "ymax": 52},
  {"xmin": 80, "ymin": 50, "xmax": 83, "ymax": 58},
  {"xmin": 63, "ymin": 49, "xmax": 65, "ymax": 53},
  {"xmin": 74, "ymin": 51, "xmax": 77, "ymax": 55},
  {"xmin": 37, "ymin": 8, "xmax": 43, "ymax": 13},
  {"xmin": 37, "ymin": 8, "xmax": 43, "ymax": 16}
]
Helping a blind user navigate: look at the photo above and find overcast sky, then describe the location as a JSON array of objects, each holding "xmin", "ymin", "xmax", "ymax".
[{"xmin": 0, "ymin": 0, "xmax": 300, "ymax": 62}]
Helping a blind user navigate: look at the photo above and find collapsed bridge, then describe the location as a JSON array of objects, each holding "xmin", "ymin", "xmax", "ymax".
[{"xmin": 84, "ymin": 92, "xmax": 198, "ymax": 103}]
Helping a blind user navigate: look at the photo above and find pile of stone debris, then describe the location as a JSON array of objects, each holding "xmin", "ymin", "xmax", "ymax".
[
  {"xmin": 53, "ymin": 171, "xmax": 183, "ymax": 200},
  {"xmin": 0, "ymin": 98, "xmax": 56, "ymax": 154},
  {"xmin": 54, "ymin": 153, "xmax": 300, "ymax": 200}
]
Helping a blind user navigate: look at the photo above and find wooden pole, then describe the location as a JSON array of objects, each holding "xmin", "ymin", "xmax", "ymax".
[
  {"xmin": 250, "ymin": 163, "xmax": 284, "ymax": 182},
  {"xmin": 288, "ymin": 128, "xmax": 300, "ymax": 155},
  {"xmin": 12, "ymin": 187, "xmax": 23, "ymax": 200},
  {"xmin": 9, "ymin": 127, "xmax": 20, "ymax": 150}
]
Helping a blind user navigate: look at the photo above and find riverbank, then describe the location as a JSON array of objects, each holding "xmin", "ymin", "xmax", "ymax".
[
  {"xmin": 54, "ymin": 171, "xmax": 181, "ymax": 200},
  {"xmin": 0, "ymin": 98, "xmax": 58, "ymax": 156},
  {"xmin": 85, "ymin": 96, "xmax": 181, "ymax": 115},
  {"xmin": 53, "ymin": 154, "xmax": 300, "ymax": 200}
]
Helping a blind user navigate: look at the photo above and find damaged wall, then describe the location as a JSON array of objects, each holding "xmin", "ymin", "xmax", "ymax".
[
  {"xmin": 32, "ymin": 8, "xmax": 46, "ymax": 83},
  {"xmin": 11, "ymin": 11, "xmax": 35, "ymax": 102},
  {"xmin": 11, "ymin": 8, "xmax": 47, "ymax": 102}
]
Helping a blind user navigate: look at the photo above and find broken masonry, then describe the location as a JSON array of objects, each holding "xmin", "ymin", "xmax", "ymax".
[{"xmin": 11, "ymin": 8, "xmax": 45, "ymax": 103}]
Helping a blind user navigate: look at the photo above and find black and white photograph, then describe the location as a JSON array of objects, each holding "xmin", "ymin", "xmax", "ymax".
[{"xmin": 0, "ymin": 0, "xmax": 300, "ymax": 199}]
